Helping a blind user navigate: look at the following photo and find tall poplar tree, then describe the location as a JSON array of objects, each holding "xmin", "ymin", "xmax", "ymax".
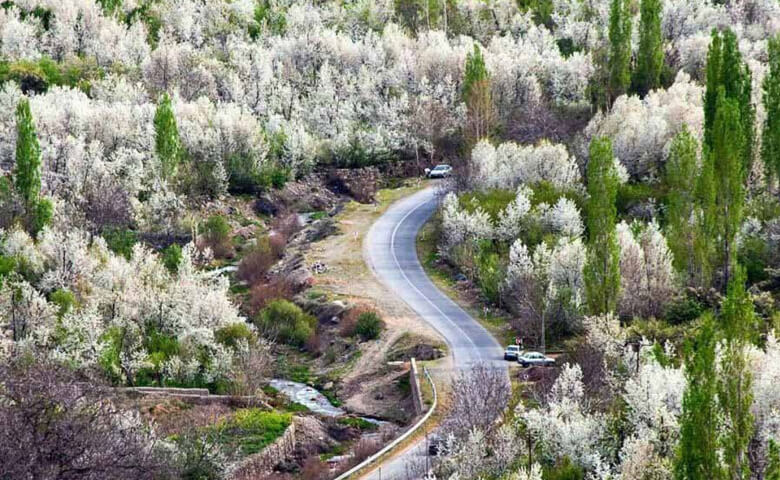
[
  {"xmin": 584, "ymin": 136, "xmax": 621, "ymax": 315},
  {"xmin": 718, "ymin": 267, "xmax": 755, "ymax": 480},
  {"xmin": 634, "ymin": 0, "xmax": 664, "ymax": 97},
  {"xmin": 14, "ymin": 98, "xmax": 42, "ymax": 210},
  {"xmin": 710, "ymin": 90, "xmax": 745, "ymax": 289},
  {"xmin": 675, "ymin": 313, "xmax": 722, "ymax": 480},
  {"xmin": 608, "ymin": 0, "xmax": 632, "ymax": 104},
  {"xmin": 13, "ymin": 98, "xmax": 51, "ymax": 235},
  {"xmin": 154, "ymin": 93, "xmax": 182, "ymax": 180},
  {"xmin": 462, "ymin": 44, "xmax": 495, "ymax": 144},
  {"xmin": 694, "ymin": 145, "xmax": 717, "ymax": 288},
  {"xmin": 762, "ymin": 34, "xmax": 780, "ymax": 182},
  {"xmin": 665, "ymin": 126, "xmax": 699, "ymax": 280},
  {"xmin": 704, "ymin": 29, "xmax": 755, "ymax": 172}
]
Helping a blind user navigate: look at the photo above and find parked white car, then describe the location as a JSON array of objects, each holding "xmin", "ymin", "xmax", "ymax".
[
  {"xmin": 517, "ymin": 351, "xmax": 555, "ymax": 367},
  {"xmin": 425, "ymin": 164, "xmax": 452, "ymax": 178},
  {"xmin": 504, "ymin": 345, "xmax": 522, "ymax": 361}
]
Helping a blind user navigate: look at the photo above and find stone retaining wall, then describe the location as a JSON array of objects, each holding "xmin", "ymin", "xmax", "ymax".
[{"xmin": 230, "ymin": 419, "xmax": 298, "ymax": 479}]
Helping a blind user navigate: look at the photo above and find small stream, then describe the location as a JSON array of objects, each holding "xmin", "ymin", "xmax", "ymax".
[
  {"xmin": 270, "ymin": 379, "xmax": 346, "ymax": 417},
  {"xmin": 269, "ymin": 379, "xmax": 390, "ymax": 429}
]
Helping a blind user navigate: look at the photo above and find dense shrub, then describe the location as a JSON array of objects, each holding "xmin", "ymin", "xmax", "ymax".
[
  {"xmin": 201, "ymin": 214, "xmax": 233, "ymax": 258},
  {"xmin": 215, "ymin": 322, "xmax": 256, "ymax": 348},
  {"xmin": 255, "ymin": 299, "xmax": 316, "ymax": 346},
  {"xmin": 459, "ymin": 189, "xmax": 515, "ymax": 222},
  {"xmin": 664, "ymin": 296, "xmax": 703, "ymax": 325},
  {"xmin": 102, "ymin": 227, "xmax": 138, "ymax": 259},
  {"xmin": 162, "ymin": 243, "xmax": 183, "ymax": 273},
  {"xmin": 355, "ymin": 311, "xmax": 384, "ymax": 341}
]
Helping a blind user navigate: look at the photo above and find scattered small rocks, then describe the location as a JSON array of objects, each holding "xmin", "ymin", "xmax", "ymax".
[{"xmin": 311, "ymin": 262, "xmax": 328, "ymax": 274}]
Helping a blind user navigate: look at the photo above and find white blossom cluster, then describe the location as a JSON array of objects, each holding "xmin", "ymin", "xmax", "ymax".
[
  {"xmin": 0, "ymin": 226, "xmax": 243, "ymax": 385},
  {"xmin": 616, "ymin": 221, "xmax": 677, "ymax": 320},
  {"xmin": 469, "ymin": 139, "xmax": 581, "ymax": 191},
  {"xmin": 583, "ymin": 72, "xmax": 704, "ymax": 180}
]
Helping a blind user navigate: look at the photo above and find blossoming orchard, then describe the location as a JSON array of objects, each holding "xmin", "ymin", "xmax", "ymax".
[{"xmin": 1, "ymin": 0, "xmax": 780, "ymax": 479}]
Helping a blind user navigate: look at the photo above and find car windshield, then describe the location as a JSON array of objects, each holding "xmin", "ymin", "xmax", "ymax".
[{"xmin": 433, "ymin": 165, "xmax": 449, "ymax": 170}]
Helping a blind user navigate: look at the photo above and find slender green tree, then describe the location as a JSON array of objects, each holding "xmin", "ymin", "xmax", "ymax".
[
  {"xmin": 584, "ymin": 137, "xmax": 621, "ymax": 315},
  {"xmin": 154, "ymin": 93, "xmax": 182, "ymax": 180},
  {"xmin": 711, "ymin": 90, "xmax": 745, "ymax": 289},
  {"xmin": 608, "ymin": 0, "xmax": 632, "ymax": 104},
  {"xmin": 694, "ymin": 145, "xmax": 717, "ymax": 288},
  {"xmin": 634, "ymin": 0, "xmax": 664, "ymax": 97},
  {"xmin": 718, "ymin": 267, "xmax": 755, "ymax": 480},
  {"xmin": 462, "ymin": 44, "xmax": 495, "ymax": 143},
  {"xmin": 13, "ymin": 98, "xmax": 52, "ymax": 236},
  {"xmin": 665, "ymin": 126, "xmax": 699, "ymax": 280},
  {"xmin": 704, "ymin": 30, "xmax": 755, "ymax": 172},
  {"xmin": 762, "ymin": 34, "xmax": 780, "ymax": 182},
  {"xmin": 13, "ymin": 98, "xmax": 42, "ymax": 209},
  {"xmin": 703, "ymin": 30, "xmax": 723, "ymax": 150},
  {"xmin": 767, "ymin": 440, "xmax": 780, "ymax": 480},
  {"xmin": 675, "ymin": 313, "xmax": 722, "ymax": 480}
]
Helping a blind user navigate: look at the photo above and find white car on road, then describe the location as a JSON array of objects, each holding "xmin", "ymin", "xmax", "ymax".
[
  {"xmin": 517, "ymin": 351, "xmax": 555, "ymax": 367},
  {"xmin": 426, "ymin": 164, "xmax": 453, "ymax": 178}
]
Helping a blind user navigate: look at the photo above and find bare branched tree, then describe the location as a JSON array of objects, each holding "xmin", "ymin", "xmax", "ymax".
[{"xmin": 0, "ymin": 359, "xmax": 173, "ymax": 480}]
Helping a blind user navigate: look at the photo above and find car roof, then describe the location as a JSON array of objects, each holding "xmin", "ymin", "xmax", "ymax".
[{"xmin": 433, "ymin": 164, "xmax": 450, "ymax": 168}]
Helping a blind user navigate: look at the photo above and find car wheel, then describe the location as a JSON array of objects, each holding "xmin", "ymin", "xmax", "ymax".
[{"xmin": 521, "ymin": 362, "xmax": 529, "ymax": 368}]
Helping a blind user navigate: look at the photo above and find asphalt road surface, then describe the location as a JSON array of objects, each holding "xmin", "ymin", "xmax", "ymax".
[{"xmin": 359, "ymin": 185, "xmax": 507, "ymax": 480}]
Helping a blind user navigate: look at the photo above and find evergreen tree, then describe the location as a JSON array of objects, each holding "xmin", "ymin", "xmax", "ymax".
[
  {"xmin": 675, "ymin": 313, "xmax": 722, "ymax": 480},
  {"xmin": 584, "ymin": 136, "xmax": 620, "ymax": 315},
  {"xmin": 463, "ymin": 44, "xmax": 495, "ymax": 143},
  {"xmin": 718, "ymin": 267, "xmax": 755, "ymax": 480},
  {"xmin": 762, "ymin": 34, "xmax": 780, "ymax": 182},
  {"xmin": 665, "ymin": 126, "xmax": 699, "ymax": 280},
  {"xmin": 711, "ymin": 90, "xmax": 745, "ymax": 289},
  {"xmin": 608, "ymin": 0, "xmax": 632, "ymax": 104},
  {"xmin": 154, "ymin": 93, "xmax": 182, "ymax": 180},
  {"xmin": 767, "ymin": 440, "xmax": 780, "ymax": 480},
  {"xmin": 14, "ymin": 98, "xmax": 42, "ymax": 210},
  {"xmin": 634, "ymin": 0, "xmax": 664, "ymax": 97}
]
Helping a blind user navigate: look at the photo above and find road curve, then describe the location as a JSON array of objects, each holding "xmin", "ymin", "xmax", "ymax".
[{"xmin": 359, "ymin": 185, "xmax": 506, "ymax": 479}]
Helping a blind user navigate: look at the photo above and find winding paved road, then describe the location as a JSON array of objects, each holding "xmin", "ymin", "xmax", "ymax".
[{"xmin": 359, "ymin": 185, "xmax": 507, "ymax": 479}]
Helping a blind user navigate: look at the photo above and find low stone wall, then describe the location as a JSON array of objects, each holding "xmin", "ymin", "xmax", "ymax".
[
  {"xmin": 230, "ymin": 419, "xmax": 298, "ymax": 479},
  {"xmin": 116, "ymin": 386, "xmax": 271, "ymax": 408},
  {"xmin": 409, "ymin": 358, "xmax": 425, "ymax": 417}
]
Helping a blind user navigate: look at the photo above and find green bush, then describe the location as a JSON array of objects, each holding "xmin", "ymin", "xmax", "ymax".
[
  {"xmin": 50, "ymin": 288, "xmax": 76, "ymax": 318},
  {"xmin": 617, "ymin": 182, "xmax": 659, "ymax": 217},
  {"xmin": 544, "ymin": 457, "xmax": 585, "ymax": 480},
  {"xmin": 355, "ymin": 311, "xmax": 384, "ymax": 341},
  {"xmin": 738, "ymin": 234, "xmax": 770, "ymax": 284},
  {"xmin": 0, "ymin": 255, "xmax": 15, "ymax": 286},
  {"xmin": 102, "ymin": 228, "xmax": 138, "ymax": 259},
  {"xmin": 256, "ymin": 299, "xmax": 317, "ymax": 346},
  {"xmin": 219, "ymin": 409, "xmax": 292, "ymax": 456},
  {"xmin": 476, "ymin": 241, "xmax": 504, "ymax": 305},
  {"xmin": 459, "ymin": 189, "xmax": 515, "ymax": 223},
  {"xmin": 162, "ymin": 243, "xmax": 182, "ymax": 273},
  {"xmin": 215, "ymin": 322, "xmax": 256, "ymax": 348},
  {"xmin": 338, "ymin": 417, "xmax": 378, "ymax": 431},
  {"xmin": 664, "ymin": 297, "xmax": 703, "ymax": 325}
]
